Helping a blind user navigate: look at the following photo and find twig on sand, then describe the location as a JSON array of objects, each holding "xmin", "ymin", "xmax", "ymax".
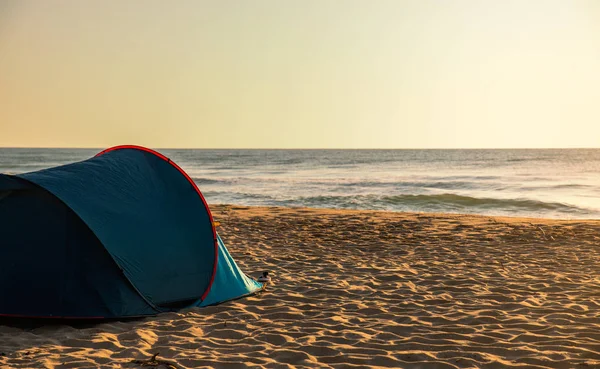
[
  {"xmin": 538, "ymin": 226, "xmax": 546, "ymax": 238},
  {"xmin": 131, "ymin": 353, "xmax": 181, "ymax": 369},
  {"xmin": 538, "ymin": 226, "xmax": 558, "ymax": 241}
]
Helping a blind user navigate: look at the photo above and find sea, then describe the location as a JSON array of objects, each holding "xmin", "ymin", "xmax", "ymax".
[{"xmin": 1, "ymin": 148, "xmax": 599, "ymax": 219}]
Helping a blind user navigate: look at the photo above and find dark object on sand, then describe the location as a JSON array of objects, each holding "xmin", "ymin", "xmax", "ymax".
[
  {"xmin": 0, "ymin": 145, "xmax": 262, "ymax": 320},
  {"xmin": 258, "ymin": 271, "xmax": 271, "ymax": 283}
]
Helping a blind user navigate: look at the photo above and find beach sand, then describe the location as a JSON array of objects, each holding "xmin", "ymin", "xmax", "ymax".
[{"xmin": 1, "ymin": 205, "xmax": 600, "ymax": 369}]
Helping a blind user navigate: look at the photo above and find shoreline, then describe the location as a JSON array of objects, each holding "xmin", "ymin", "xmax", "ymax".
[
  {"xmin": 1, "ymin": 205, "xmax": 599, "ymax": 368},
  {"xmin": 211, "ymin": 203, "xmax": 600, "ymax": 223}
]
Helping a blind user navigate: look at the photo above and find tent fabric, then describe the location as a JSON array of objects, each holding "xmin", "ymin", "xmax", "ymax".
[
  {"xmin": 0, "ymin": 146, "xmax": 262, "ymax": 319},
  {"xmin": 200, "ymin": 235, "xmax": 263, "ymax": 307}
]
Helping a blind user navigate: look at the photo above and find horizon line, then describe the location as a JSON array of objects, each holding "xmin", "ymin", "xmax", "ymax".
[{"xmin": 1, "ymin": 146, "xmax": 599, "ymax": 150}]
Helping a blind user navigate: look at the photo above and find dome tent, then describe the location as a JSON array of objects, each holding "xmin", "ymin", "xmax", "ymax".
[{"xmin": 0, "ymin": 145, "xmax": 262, "ymax": 319}]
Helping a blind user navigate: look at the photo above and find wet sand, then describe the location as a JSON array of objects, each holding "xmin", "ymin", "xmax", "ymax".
[{"xmin": 1, "ymin": 205, "xmax": 600, "ymax": 368}]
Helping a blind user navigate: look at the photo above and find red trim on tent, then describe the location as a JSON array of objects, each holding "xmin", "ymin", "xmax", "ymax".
[{"xmin": 95, "ymin": 145, "xmax": 219, "ymax": 302}]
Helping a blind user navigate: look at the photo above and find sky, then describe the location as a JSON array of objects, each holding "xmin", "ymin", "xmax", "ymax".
[{"xmin": 1, "ymin": 0, "xmax": 599, "ymax": 149}]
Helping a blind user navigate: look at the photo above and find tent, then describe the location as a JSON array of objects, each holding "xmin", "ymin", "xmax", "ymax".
[{"xmin": 0, "ymin": 145, "xmax": 262, "ymax": 319}]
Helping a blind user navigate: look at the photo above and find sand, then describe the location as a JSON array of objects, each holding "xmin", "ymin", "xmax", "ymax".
[{"xmin": 1, "ymin": 205, "xmax": 600, "ymax": 369}]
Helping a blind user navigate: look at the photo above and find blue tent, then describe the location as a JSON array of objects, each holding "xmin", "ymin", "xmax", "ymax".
[{"xmin": 0, "ymin": 145, "xmax": 262, "ymax": 319}]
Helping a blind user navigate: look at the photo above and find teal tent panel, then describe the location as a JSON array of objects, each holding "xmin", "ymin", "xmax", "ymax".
[{"xmin": 199, "ymin": 234, "xmax": 263, "ymax": 307}]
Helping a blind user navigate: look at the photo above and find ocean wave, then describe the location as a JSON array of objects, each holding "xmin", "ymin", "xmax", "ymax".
[
  {"xmin": 521, "ymin": 183, "xmax": 597, "ymax": 191},
  {"xmin": 203, "ymin": 191, "xmax": 277, "ymax": 201},
  {"xmin": 270, "ymin": 193, "xmax": 593, "ymax": 216},
  {"xmin": 336, "ymin": 180, "xmax": 503, "ymax": 191},
  {"xmin": 194, "ymin": 176, "xmax": 504, "ymax": 190},
  {"xmin": 192, "ymin": 177, "xmax": 229, "ymax": 185}
]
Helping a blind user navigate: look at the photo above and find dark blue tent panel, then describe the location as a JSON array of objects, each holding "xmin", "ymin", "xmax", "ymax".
[{"xmin": 0, "ymin": 146, "xmax": 262, "ymax": 319}]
